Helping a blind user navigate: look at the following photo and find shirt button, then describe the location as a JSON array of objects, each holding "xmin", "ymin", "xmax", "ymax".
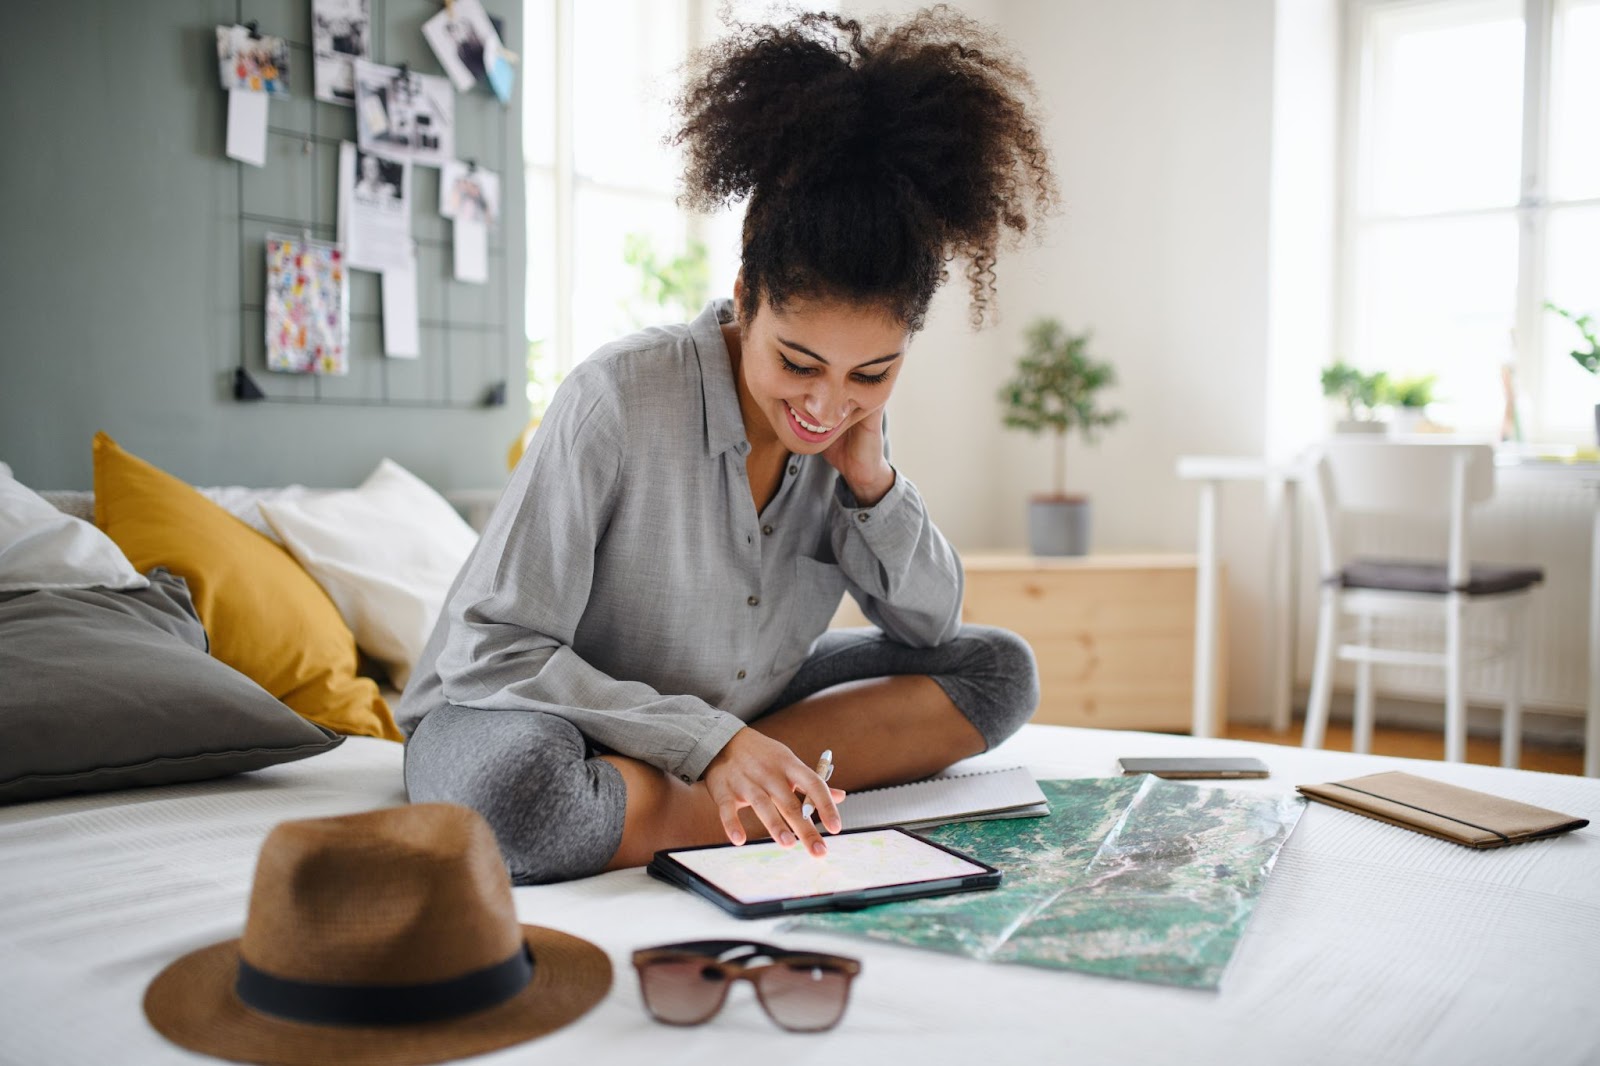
[
  {"xmin": 857, "ymin": 512, "xmax": 870, "ymax": 522},
  {"xmin": 788, "ymin": 464, "xmax": 798, "ymax": 476},
  {"xmin": 680, "ymin": 774, "xmax": 692, "ymax": 782},
  {"xmin": 762, "ymin": 524, "xmax": 774, "ymax": 536},
  {"xmin": 736, "ymin": 669, "xmax": 747, "ymax": 680},
  {"xmin": 747, "ymin": 595, "xmax": 760, "ymax": 607},
  {"xmin": 746, "ymin": 533, "xmax": 753, "ymax": 544}
]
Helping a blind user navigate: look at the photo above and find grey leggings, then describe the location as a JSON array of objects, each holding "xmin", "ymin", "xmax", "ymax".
[{"xmin": 404, "ymin": 625, "xmax": 1039, "ymax": 884}]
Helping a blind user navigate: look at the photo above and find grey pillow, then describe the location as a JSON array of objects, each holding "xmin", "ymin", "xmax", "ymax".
[{"xmin": 0, "ymin": 568, "xmax": 343, "ymax": 804}]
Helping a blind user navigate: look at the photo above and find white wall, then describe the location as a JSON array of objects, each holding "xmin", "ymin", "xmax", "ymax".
[{"xmin": 845, "ymin": 0, "xmax": 1340, "ymax": 725}]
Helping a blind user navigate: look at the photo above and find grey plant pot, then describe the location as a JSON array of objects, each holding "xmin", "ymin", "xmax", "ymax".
[{"xmin": 1029, "ymin": 496, "xmax": 1091, "ymax": 556}]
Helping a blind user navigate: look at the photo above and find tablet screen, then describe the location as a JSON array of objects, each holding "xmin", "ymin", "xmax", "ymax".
[{"xmin": 665, "ymin": 829, "xmax": 989, "ymax": 904}]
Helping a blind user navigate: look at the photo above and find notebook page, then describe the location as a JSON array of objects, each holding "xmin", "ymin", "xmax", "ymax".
[{"xmin": 838, "ymin": 766, "xmax": 1047, "ymax": 831}]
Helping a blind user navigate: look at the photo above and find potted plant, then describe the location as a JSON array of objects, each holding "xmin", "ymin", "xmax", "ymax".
[
  {"xmin": 999, "ymin": 318, "xmax": 1125, "ymax": 556},
  {"xmin": 1321, "ymin": 361, "xmax": 1389, "ymax": 433},
  {"xmin": 1382, "ymin": 373, "xmax": 1437, "ymax": 434},
  {"xmin": 1544, "ymin": 300, "xmax": 1600, "ymax": 445}
]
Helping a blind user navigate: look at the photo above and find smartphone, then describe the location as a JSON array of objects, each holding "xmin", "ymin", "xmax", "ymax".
[{"xmin": 1117, "ymin": 756, "xmax": 1270, "ymax": 780}]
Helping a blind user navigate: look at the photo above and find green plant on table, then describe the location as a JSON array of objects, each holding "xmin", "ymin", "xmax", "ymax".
[
  {"xmin": 1382, "ymin": 373, "xmax": 1438, "ymax": 410},
  {"xmin": 1320, "ymin": 361, "xmax": 1389, "ymax": 421},
  {"xmin": 999, "ymin": 318, "xmax": 1125, "ymax": 497}
]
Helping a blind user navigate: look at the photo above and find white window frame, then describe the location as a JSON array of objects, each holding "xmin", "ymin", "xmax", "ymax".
[
  {"xmin": 525, "ymin": 0, "xmax": 719, "ymax": 380},
  {"xmin": 1337, "ymin": 0, "xmax": 1596, "ymax": 442}
]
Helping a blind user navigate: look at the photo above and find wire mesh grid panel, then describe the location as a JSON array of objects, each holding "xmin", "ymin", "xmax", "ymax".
[{"xmin": 227, "ymin": 0, "xmax": 514, "ymax": 409}]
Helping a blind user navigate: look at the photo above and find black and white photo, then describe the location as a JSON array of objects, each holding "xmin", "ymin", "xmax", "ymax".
[
  {"xmin": 312, "ymin": 0, "xmax": 370, "ymax": 105},
  {"xmin": 353, "ymin": 59, "xmax": 455, "ymax": 169},
  {"xmin": 421, "ymin": 0, "xmax": 505, "ymax": 93},
  {"xmin": 338, "ymin": 141, "xmax": 412, "ymax": 274}
]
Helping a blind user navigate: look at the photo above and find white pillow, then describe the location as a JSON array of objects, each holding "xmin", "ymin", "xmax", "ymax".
[
  {"xmin": 259, "ymin": 459, "xmax": 479, "ymax": 691},
  {"xmin": 0, "ymin": 473, "xmax": 149, "ymax": 592}
]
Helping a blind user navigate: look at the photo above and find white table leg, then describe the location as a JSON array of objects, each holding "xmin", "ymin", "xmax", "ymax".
[
  {"xmin": 1587, "ymin": 490, "xmax": 1599, "ymax": 778},
  {"xmin": 1193, "ymin": 479, "xmax": 1220, "ymax": 738},
  {"xmin": 1266, "ymin": 477, "xmax": 1297, "ymax": 733}
]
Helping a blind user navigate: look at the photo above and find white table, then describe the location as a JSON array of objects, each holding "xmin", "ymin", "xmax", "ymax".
[
  {"xmin": 1178, "ymin": 450, "xmax": 1600, "ymax": 777},
  {"xmin": 1175, "ymin": 456, "xmax": 1303, "ymax": 739}
]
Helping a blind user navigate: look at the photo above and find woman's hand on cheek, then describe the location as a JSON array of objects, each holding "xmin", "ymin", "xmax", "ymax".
[
  {"xmin": 702, "ymin": 728, "xmax": 845, "ymax": 856},
  {"xmin": 822, "ymin": 407, "xmax": 895, "ymax": 507}
]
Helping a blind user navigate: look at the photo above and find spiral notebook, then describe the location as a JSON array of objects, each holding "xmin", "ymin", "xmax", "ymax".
[{"xmin": 836, "ymin": 766, "xmax": 1049, "ymax": 832}]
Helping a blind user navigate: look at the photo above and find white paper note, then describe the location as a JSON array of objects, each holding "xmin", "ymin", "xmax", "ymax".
[
  {"xmin": 382, "ymin": 248, "xmax": 420, "ymax": 358},
  {"xmin": 341, "ymin": 141, "xmax": 413, "ymax": 273},
  {"xmin": 453, "ymin": 220, "xmax": 488, "ymax": 284},
  {"xmin": 226, "ymin": 89, "xmax": 269, "ymax": 166}
]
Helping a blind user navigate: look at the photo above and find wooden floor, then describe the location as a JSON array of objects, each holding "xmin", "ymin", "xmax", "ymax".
[{"xmin": 1224, "ymin": 720, "xmax": 1586, "ymax": 776}]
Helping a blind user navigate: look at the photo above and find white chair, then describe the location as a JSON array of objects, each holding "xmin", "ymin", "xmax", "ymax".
[{"xmin": 1300, "ymin": 440, "xmax": 1544, "ymax": 766}]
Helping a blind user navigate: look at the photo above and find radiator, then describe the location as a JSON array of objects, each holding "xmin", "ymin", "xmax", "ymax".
[{"xmin": 1293, "ymin": 466, "xmax": 1595, "ymax": 715}]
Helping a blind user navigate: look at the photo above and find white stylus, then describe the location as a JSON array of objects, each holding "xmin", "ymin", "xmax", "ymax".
[{"xmin": 800, "ymin": 749, "xmax": 834, "ymax": 822}]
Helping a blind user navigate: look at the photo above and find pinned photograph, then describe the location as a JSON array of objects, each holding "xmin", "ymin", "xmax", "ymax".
[
  {"xmin": 339, "ymin": 141, "xmax": 414, "ymax": 274},
  {"xmin": 312, "ymin": 0, "xmax": 370, "ymax": 106},
  {"xmin": 216, "ymin": 24, "xmax": 290, "ymax": 96},
  {"xmin": 421, "ymin": 0, "xmax": 505, "ymax": 92},
  {"xmin": 353, "ymin": 59, "xmax": 455, "ymax": 169},
  {"xmin": 439, "ymin": 161, "xmax": 500, "ymax": 224},
  {"xmin": 265, "ymin": 235, "xmax": 348, "ymax": 375},
  {"xmin": 353, "ymin": 149, "xmax": 406, "ymax": 210}
]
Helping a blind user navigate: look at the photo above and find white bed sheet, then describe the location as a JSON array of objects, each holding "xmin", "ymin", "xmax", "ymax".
[{"xmin": 2, "ymin": 724, "xmax": 1597, "ymax": 1066}]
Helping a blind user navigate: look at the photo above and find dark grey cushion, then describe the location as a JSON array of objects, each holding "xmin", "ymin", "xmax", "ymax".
[
  {"xmin": 1339, "ymin": 558, "xmax": 1545, "ymax": 596},
  {"xmin": 0, "ymin": 568, "xmax": 343, "ymax": 804}
]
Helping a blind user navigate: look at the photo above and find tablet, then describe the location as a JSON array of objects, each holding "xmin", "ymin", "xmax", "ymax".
[{"xmin": 647, "ymin": 827, "xmax": 1002, "ymax": 918}]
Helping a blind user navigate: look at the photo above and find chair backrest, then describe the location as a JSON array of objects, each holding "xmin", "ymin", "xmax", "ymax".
[{"xmin": 1308, "ymin": 440, "xmax": 1496, "ymax": 586}]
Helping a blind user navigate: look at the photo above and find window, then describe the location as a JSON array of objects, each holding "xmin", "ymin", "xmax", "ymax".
[
  {"xmin": 523, "ymin": 0, "xmax": 748, "ymax": 409},
  {"xmin": 1342, "ymin": 0, "xmax": 1600, "ymax": 441}
]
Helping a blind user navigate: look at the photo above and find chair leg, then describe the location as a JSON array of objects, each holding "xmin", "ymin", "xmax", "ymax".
[
  {"xmin": 1501, "ymin": 599, "xmax": 1525, "ymax": 770},
  {"xmin": 1302, "ymin": 587, "xmax": 1340, "ymax": 750},
  {"xmin": 1444, "ymin": 593, "xmax": 1467, "ymax": 763},
  {"xmin": 1353, "ymin": 612, "xmax": 1376, "ymax": 755}
]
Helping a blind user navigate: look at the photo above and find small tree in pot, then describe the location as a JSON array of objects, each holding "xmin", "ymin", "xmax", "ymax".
[{"xmin": 999, "ymin": 318, "xmax": 1125, "ymax": 555}]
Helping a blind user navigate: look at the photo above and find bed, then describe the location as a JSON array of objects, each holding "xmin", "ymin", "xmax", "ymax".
[{"xmin": 4, "ymin": 723, "xmax": 1597, "ymax": 1066}]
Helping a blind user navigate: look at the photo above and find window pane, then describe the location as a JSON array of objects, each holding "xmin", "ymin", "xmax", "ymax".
[
  {"xmin": 1550, "ymin": 0, "xmax": 1600, "ymax": 201},
  {"xmin": 571, "ymin": 185, "xmax": 689, "ymax": 362},
  {"xmin": 1364, "ymin": 0, "xmax": 1524, "ymax": 215},
  {"xmin": 521, "ymin": 0, "xmax": 557, "ymax": 168},
  {"xmin": 1540, "ymin": 205, "xmax": 1600, "ymax": 435},
  {"xmin": 1352, "ymin": 215, "xmax": 1519, "ymax": 433},
  {"xmin": 572, "ymin": 0, "xmax": 688, "ymax": 192}
]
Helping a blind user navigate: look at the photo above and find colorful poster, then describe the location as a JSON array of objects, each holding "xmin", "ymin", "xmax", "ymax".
[
  {"xmin": 265, "ymin": 236, "xmax": 349, "ymax": 375},
  {"xmin": 216, "ymin": 25, "xmax": 290, "ymax": 96}
]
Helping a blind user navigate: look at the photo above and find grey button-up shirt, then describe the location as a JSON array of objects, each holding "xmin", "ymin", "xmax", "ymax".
[{"xmin": 398, "ymin": 300, "xmax": 963, "ymax": 781}]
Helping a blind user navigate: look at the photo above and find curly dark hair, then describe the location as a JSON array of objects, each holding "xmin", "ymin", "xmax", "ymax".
[{"xmin": 672, "ymin": 6, "xmax": 1057, "ymax": 331}]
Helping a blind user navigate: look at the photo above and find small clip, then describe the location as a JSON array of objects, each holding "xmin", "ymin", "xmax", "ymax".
[
  {"xmin": 397, "ymin": 61, "xmax": 411, "ymax": 86},
  {"xmin": 302, "ymin": 133, "xmax": 313, "ymax": 156},
  {"xmin": 245, "ymin": 20, "xmax": 261, "ymax": 39},
  {"xmin": 466, "ymin": 159, "xmax": 477, "ymax": 173}
]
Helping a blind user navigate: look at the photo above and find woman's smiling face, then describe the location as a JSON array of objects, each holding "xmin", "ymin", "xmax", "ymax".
[{"xmin": 729, "ymin": 283, "xmax": 910, "ymax": 454}]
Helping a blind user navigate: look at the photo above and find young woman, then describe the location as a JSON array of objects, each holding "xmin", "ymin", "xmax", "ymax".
[{"xmin": 399, "ymin": 8, "xmax": 1057, "ymax": 884}]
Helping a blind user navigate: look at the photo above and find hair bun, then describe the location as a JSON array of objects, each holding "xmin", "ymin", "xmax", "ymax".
[{"xmin": 674, "ymin": 7, "xmax": 1056, "ymax": 328}]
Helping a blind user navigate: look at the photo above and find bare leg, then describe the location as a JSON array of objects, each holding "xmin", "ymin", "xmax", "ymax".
[{"xmin": 598, "ymin": 674, "xmax": 983, "ymax": 870}]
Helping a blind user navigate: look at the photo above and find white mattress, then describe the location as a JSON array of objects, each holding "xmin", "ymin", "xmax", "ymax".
[{"xmin": 2, "ymin": 724, "xmax": 1597, "ymax": 1066}]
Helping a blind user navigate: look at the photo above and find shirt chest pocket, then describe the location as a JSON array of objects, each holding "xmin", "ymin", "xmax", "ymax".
[{"xmin": 771, "ymin": 556, "xmax": 851, "ymax": 677}]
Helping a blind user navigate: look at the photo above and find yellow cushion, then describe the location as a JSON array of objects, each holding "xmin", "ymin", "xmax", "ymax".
[{"xmin": 92, "ymin": 433, "xmax": 401, "ymax": 741}]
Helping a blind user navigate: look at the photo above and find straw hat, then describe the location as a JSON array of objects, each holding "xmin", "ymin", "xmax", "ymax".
[{"xmin": 144, "ymin": 804, "xmax": 611, "ymax": 1066}]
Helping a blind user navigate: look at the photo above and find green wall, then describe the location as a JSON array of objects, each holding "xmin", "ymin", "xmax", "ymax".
[{"xmin": 0, "ymin": 0, "xmax": 527, "ymax": 492}]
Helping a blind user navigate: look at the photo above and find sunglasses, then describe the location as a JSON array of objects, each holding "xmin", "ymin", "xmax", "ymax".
[{"xmin": 632, "ymin": 940, "xmax": 862, "ymax": 1032}]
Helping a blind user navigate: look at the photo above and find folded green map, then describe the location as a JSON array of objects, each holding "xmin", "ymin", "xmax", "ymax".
[{"xmin": 784, "ymin": 775, "xmax": 1306, "ymax": 990}]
